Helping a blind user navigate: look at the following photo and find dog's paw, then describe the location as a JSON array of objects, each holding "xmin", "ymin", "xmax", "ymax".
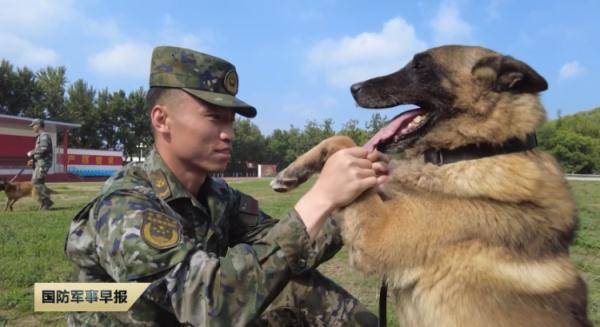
[{"xmin": 270, "ymin": 175, "xmax": 299, "ymax": 192}]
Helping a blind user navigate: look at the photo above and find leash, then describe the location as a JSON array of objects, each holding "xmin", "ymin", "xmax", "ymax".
[
  {"xmin": 379, "ymin": 278, "xmax": 387, "ymax": 327},
  {"xmin": 9, "ymin": 168, "xmax": 25, "ymax": 183}
]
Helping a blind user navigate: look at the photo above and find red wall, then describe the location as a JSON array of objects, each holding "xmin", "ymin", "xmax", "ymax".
[
  {"xmin": 58, "ymin": 153, "xmax": 123, "ymax": 166},
  {"xmin": 0, "ymin": 134, "xmax": 35, "ymax": 157}
]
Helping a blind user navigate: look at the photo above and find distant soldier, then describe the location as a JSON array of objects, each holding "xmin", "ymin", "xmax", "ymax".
[
  {"xmin": 65, "ymin": 46, "xmax": 388, "ymax": 326},
  {"xmin": 27, "ymin": 119, "xmax": 54, "ymax": 210}
]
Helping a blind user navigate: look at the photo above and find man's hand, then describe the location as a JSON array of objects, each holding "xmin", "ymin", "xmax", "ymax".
[
  {"xmin": 294, "ymin": 147, "xmax": 389, "ymax": 239},
  {"xmin": 27, "ymin": 150, "xmax": 33, "ymax": 158}
]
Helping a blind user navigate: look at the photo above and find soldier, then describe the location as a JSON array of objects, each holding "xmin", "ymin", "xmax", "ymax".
[
  {"xmin": 65, "ymin": 46, "xmax": 388, "ymax": 326},
  {"xmin": 27, "ymin": 118, "xmax": 54, "ymax": 210}
]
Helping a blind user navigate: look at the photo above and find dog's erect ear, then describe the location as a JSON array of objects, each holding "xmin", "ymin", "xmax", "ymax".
[{"xmin": 473, "ymin": 55, "xmax": 548, "ymax": 93}]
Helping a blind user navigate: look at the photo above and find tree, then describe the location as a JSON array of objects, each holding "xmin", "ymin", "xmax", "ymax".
[
  {"xmin": 15, "ymin": 67, "xmax": 39, "ymax": 117},
  {"xmin": 127, "ymin": 88, "xmax": 151, "ymax": 159},
  {"xmin": 265, "ymin": 128, "xmax": 294, "ymax": 168},
  {"xmin": 33, "ymin": 66, "xmax": 67, "ymax": 121},
  {"xmin": 96, "ymin": 88, "xmax": 116, "ymax": 149},
  {"xmin": 0, "ymin": 60, "xmax": 17, "ymax": 115},
  {"xmin": 0, "ymin": 61, "xmax": 38, "ymax": 117},
  {"xmin": 229, "ymin": 118, "xmax": 265, "ymax": 174},
  {"xmin": 107, "ymin": 90, "xmax": 130, "ymax": 156},
  {"xmin": 538, "ymin": 107, "xmax": 600, "ymax": 174},
  {"xmin": 284, "ymin": 126, "xmax": 303, "ymax": 167},
  {"xmin": 65, "ymin": 79, "xmax": 99, "ymax": 147},
  {"xmin": 365, "ymin": 112, "xmax": 388, "ymax": 137},
  {"xmin": 299, "ymin": 119, "xmax": 335, "ymax": 153},
  {"xmin": 265, "ymin": 125, "xmax": 303, "ymax": 169},
  {"xmin": 549, "ymin": 130, "xmax": 598, "ymax": 174},
  {"xmin": 339, "ymin": 119, "xmax": 368, "ymax": 145}
]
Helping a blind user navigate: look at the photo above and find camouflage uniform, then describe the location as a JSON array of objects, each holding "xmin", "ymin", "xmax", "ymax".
[
  {"xmin": 65, "ymin": 46, "xmax": 377, "ymax": 326},
  {"xmin": 28, "ymin": 121, "xmax": 54, "ymax": 209},
  {"xmin": 65, "ymin": 150, "xmax": 377, "ymax": 326}
]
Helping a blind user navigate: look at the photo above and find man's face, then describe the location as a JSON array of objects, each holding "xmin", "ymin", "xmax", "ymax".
[
  {"xmin": 164, "ymin": 92, "xmax": 235, "ymax": 173},
  {"xmin": 32, "ymin": 125, "xmax": 40, "ymax": 133}
]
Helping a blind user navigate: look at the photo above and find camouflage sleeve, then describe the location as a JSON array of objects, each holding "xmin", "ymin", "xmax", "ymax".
[
  {"xmin": 93, "ymin": 190, "xmax": 332, "ymax": 326},
  {"xmin": 229, "ymin": 191, "xmax": 343, "ymax": 266},
  {"xmin": 310, "ymin": 216, "xmax": 344, "ymax": 264}
]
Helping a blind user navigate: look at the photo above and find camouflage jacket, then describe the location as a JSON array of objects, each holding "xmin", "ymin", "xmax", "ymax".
[
  {"xmin": 64, "ymin": 150, "xmax": 343, "ymax": 326},
  {"xmin": 31, "ymin": 132, "xmax": 53, "ymax": 164}
]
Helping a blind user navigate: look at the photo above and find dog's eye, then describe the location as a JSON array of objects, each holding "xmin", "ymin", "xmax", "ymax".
[{"xmin": 413, "ymin": 61, "xmax": 425, "ymax": 70}]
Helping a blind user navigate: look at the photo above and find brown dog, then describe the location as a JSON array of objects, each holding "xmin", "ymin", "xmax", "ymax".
[
  {"xmin": 0, "ymin": 179, "xmax": 56, "ymax": 211},
  {"xmin": 272, "ymin": 45, "xmax": 590, "ymax": 326}
]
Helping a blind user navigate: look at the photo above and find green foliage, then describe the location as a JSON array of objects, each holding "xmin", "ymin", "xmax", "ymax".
[
  {"xmin": 65, "ymin": 79, "xmax": 99, "ymax": 148},
  {"xmin": 263, "ymin": 120, "xmax": 338, "ymax": 169},
  {"xmin": 230, "ymin": 118, "xmax": 266, "ymax": 173},
  {"xmin": 33, "ymin": 66, "xmax": 67, "ymax": 120},
  {"xmin": 338, "ymin": 119, "xmax": 369, "ymax": 145},
  {"xmin": 365, "ymin": 112, "xmax": 388, "ymax": 137},
  {"xmin": 0, "ymin": 60, "xmax": 38, "ymax": 117},
  {"xmin": 539, "ymin": 107, "xmax": 600, "ymax": 173},
  {"xmin": 0, "ymin": 59, "xmax": 151, "ymax": 159},
  {"xmin": 300, "ymin": 119, "xmax": 335, "ymax": 151}
]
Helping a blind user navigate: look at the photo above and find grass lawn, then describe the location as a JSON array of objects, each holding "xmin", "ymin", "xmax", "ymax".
[{"xmin": 0, "ymin": 179, "xmax": 598, "ymax": 326}]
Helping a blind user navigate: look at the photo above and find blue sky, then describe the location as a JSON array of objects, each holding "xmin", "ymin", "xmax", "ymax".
[{"xmin": 1, "ymin": 0, "xmax": 598, "ymax": 134}]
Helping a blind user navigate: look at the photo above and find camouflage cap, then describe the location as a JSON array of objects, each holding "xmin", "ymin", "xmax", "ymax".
[
  {"xmin": 28, "ymin": 118, "xmax": 44, "ymax": 127},
  {"xmin": 150, "ymin": 46, "xmax": 256, "ymax": 118}
]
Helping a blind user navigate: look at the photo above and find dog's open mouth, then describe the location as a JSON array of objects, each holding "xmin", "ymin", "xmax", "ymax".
[{"xmin": 363, "ymin": 107, "xmax": 434, "ymax": 153}]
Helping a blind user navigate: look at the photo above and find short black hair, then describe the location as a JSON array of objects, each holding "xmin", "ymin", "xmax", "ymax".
[
  {"xmin": 146, "ymin": 87, "xmax": 185, "ymax": 136},
  {"xmin": 146, "ymin": 87, "xmax": 182, "ymax": 113}
]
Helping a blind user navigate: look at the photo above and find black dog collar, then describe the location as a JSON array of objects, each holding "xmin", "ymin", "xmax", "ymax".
[{"xmin": 424, "ymin": 133, "xmax": 538, "ymax": 165}]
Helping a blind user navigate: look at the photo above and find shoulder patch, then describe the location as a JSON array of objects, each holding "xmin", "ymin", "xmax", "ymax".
[
  {"xmin": 239, "ymin": 194, "xmax": 259, "ymax": 215},
  {"xmin": 149, "ymin": 170, "xmax": 171, "ymax": 199},
  {"xmin": 141, "ymin": 210, "xmax": 182, "ymax": 250}
]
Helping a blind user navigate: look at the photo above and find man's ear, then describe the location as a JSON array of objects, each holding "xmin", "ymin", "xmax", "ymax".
[
  {"xmin": 150, "ymin": 105, "xmax": 170, "ymax": 133},
  {"xmin": 472, "ymin": 55, "xmax": 548, "ymax": 93}
]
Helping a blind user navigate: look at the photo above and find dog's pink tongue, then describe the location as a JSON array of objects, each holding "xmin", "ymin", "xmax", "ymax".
[{"xmin": 362, "ymin": 109, "xmax": 424, "ymax": 152}]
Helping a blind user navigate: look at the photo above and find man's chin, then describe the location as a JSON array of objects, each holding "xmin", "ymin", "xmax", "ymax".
[{"xmin": 206, "ymin": 163, "xmax": 229, "ymax": 174}]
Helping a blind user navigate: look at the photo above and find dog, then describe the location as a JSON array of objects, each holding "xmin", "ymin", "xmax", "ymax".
[
  {"xmin": 0, "ymin": 179, "xmax": 56, "ymax": 211},
  {"xmin": 271, "ymin": 45, "xmax": 591, "ymax": 326}
]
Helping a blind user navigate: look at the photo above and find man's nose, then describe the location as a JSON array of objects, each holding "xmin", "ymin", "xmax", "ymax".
[{"xmin": 220, "ymin": 128, "xmax": 234, "ymax": 142}]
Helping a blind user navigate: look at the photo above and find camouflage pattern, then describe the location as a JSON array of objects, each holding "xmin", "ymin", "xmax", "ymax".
[
  {"xmin": 150, "ymin": 46, "xmax": 256, "ymax": 118},
  {"xmin": 65, "ymin": 149, "xmax": 377, "ymax": 326},
  {"xmin": 29, "ymin": 131, "xmax": 53, "ymax": 209}
]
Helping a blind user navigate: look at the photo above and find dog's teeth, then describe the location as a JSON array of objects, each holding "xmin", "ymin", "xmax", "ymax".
[{"xmin": 414, "ymin": 115, "xmax": 424, "ymax": 123}]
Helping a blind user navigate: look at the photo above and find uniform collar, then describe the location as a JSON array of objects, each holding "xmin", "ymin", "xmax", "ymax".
[
  {"xmin": 143, "ymin": 149, "xmax": 229, "ymax": 209},
  {"xmin": 143, "ymin": 148, "xmax": 204, "ymax": 202}
]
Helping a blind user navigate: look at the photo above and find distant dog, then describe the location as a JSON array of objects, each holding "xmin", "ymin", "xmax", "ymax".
[
  {"xmin": 272, "ymin": 45, "xmax": 590, "ymax": 326},
  {"xmin": 0, "ymin": 179, "xmax": 56, "ymax": 211}
]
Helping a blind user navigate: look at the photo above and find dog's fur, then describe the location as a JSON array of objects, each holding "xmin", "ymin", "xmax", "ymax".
[
  {"xmin": 0, "ymin": 179, "xmax": 56, "ymax": 211},
  {"xmin": 272, "ymin": 45, "xmax": 590, "ymax": 326}
]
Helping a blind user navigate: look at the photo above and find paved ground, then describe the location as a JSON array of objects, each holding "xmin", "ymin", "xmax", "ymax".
[
  {"xmin": 566, "ymin": 176, "xmax": 600, "ymax": 181},
  {"xmin": 566, "ymin": 175, "xmax": 600, "ymax": 181}
]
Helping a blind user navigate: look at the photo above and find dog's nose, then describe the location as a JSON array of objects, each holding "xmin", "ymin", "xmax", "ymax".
[{"xmin": 350, "ymin": 82, "xmax": 363, "ymax": 95}]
